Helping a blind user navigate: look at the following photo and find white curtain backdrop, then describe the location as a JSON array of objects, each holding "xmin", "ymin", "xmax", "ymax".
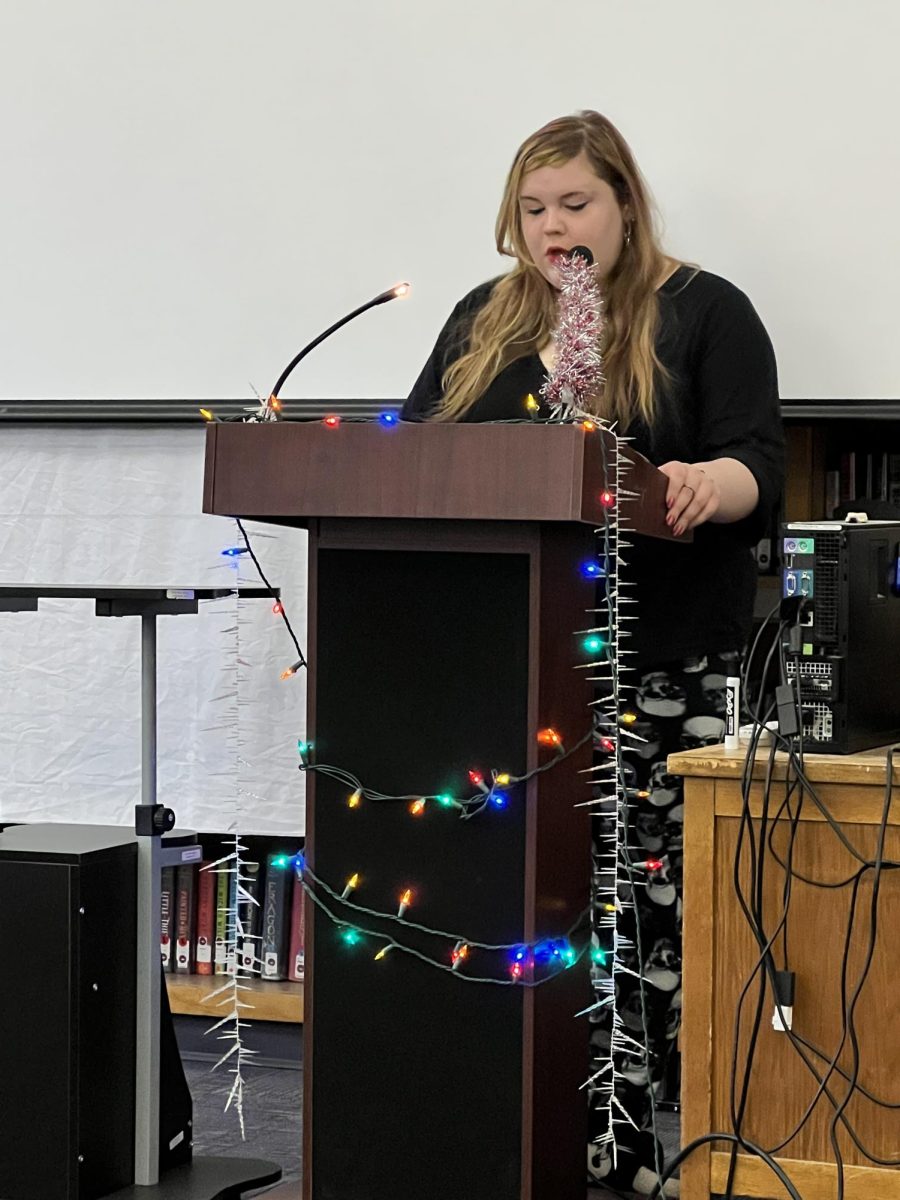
[{"xmin": 0, "ymin": 425, "xmax": 307, "ymax": 835}]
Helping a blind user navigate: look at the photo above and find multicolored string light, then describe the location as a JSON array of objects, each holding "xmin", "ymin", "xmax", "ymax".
[{"xmin": 222, "ymin": 408, "xmax": 656, "ymax": 1170}]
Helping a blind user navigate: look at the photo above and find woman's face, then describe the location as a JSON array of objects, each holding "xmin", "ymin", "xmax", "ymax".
[{"xmin": 518, "ymin": 151, "xmax": 627, "ymax": 289}]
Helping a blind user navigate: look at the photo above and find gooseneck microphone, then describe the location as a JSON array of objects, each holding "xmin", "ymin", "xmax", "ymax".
[{"xmin": 268, "ymin": 282, "xmax": 410, "ymax": 408}]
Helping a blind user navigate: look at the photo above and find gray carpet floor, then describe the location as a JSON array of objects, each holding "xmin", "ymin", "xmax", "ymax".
[{"xmin": 184, "ymin": 1057, "xmax": 681, "ymax": 1198}]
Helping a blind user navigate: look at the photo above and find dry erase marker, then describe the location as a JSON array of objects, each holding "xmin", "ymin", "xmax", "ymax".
[{"xmin": 725, "ymin": 676, "xmax": 740, "ymax": 750}]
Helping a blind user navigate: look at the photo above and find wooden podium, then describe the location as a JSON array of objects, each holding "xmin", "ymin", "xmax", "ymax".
[
  {"xmin": 672, "ymin": 743, "xmax": 900, "ymax": 1200},
  {"xmin": 203, "ymin": 421, "xmax": 674, "ymax": 1200}
]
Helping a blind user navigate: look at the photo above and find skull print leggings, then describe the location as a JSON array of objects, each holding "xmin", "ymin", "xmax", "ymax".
[{"xmin": 587, "ymin": 649, "xmax": 741, "ymax": 1191}]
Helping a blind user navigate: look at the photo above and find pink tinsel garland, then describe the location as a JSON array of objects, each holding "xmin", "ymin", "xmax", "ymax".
[{"xmin": 540, "ymin": 253, "xmax": 605, "ymax": 415}]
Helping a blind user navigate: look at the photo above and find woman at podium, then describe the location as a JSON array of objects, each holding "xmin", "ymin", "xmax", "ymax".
[{"xmin": 402, "ymin": 110, "xmax": 784, "ymax": 1197}]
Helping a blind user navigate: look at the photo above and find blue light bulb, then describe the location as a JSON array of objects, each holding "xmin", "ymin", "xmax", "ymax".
[
  {"xmin": 580, "ymin": 559, "xmax": 607, "ymax": 579},
  {"xmin": 491, "ymin": 791, "xmax": 508, "ymax": 809},
  {"xmin": 378, "ymin": 411, "xmax": 399, "ymax": 428}
]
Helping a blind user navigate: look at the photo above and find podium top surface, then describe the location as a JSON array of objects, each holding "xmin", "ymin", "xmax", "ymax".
[{"xmin": 203, "ymin": 421, "xmax": 681, "ymax": 540}]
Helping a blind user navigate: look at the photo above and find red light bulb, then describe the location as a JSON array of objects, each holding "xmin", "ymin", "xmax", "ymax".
[
  {"xmin": 323, "ymin": 415, "xmax": 341, "ymax": 429},
  {"xmin": 599, "ymin": 489, "xmax": 615, "ymax": 508}
]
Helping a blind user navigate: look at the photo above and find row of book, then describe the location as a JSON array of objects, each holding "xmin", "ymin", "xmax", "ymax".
[
  {"xmin": 826, "ymin": 451, "xmax": 900, "ymax": 514},
  {"xmin": 160, "ymin": 852, "xmax": 304, "ymax": 982}
]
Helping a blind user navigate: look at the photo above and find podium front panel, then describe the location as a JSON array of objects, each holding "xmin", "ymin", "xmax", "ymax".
[{"xmin": 304, "ymin": 523, "xmax": 593, "ymax": 1200}]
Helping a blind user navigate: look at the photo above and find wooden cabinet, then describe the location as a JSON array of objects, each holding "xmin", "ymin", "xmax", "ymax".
[{"xmin": 672, "ymin": 742, "xmax": 900, "ymax": 1200}]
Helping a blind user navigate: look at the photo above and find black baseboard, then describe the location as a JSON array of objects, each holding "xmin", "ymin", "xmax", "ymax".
[{"xmin": 174, "ymin": 1016, "xmax": 302, "ymax": 1070}]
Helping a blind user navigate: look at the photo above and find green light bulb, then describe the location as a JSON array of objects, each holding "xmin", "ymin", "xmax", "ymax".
[
  {"xmin": 341, "ymin": 928, "xmax": 361, "ymax": 946},
  {"xmin": 583, "ymin": 635, "xmax": 605, "ymax": 655}
]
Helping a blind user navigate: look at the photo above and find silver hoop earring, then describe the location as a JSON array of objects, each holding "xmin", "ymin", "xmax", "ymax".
[{"xmin": 624, "ymin": 224, "xmax": 633, "ymax": 248}]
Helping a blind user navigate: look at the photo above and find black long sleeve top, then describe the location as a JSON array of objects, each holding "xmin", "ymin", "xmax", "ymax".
[{"xmin": 402, "ymin": 267, "xmax": 784, "ymax": 668}]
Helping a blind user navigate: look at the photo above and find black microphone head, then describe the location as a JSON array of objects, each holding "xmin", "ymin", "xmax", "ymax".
[{"xmin": 569, "ymin": 245, "xmax": 594, "ymax": 265}]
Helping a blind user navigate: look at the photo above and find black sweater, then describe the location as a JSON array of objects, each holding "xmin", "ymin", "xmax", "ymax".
[{"xmin": 402, "ymin": 267, "xmax": 784, "ymax": 668}]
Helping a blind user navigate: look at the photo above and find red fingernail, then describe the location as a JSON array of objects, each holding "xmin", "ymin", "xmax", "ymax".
[
  {"xmin": 675, "ymin": 523, "xmax": 684, "ymax": 536},
  {"xmin": 666, "ymin": 514, "xmax": 673, "ymax": 526}
]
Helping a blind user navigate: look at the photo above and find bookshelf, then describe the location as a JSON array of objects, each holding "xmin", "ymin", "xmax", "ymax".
[
  {"xmin": 163, "ymin": 832, "xmax": 306, "ymax": 1024},
  {"xmin": 166, "ymin": 974, "xmax": 304, "ymax": 1023},
  {"xmin": 782, "ymin": 400, "xmax": 900, "ymax": 519}
]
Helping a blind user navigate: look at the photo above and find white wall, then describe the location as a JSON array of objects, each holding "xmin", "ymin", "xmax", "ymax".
[
  {"xmin": 0, "ymin": 427, "xmax": 307, "ymax": 835},
  {"xmin": 1, "ymin": 0, "xmax": 898, "ymax": 402}
]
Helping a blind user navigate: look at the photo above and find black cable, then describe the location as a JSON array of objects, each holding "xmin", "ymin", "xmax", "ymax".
[
  {"xmin": 725, "ymin": 718, "xmax": 783, "ymax": 1197},
  {"xmin": 723, "ymin": 610, "xmax": 818, "ymax": 1195},
  {"xmin": 646, "ymin": 1132, "xmax": 804, "ymax": 1200},
  {"xmin": 752, "ymin": 746, "xmax": 900, "ymax": 1162},
  {"xmin": 731, "ymin": 605, "xmax": 900, "ymax": 1179},
  {"xmin": 235, "ymin": 516, "xmax": 307, "ymax": 669}
]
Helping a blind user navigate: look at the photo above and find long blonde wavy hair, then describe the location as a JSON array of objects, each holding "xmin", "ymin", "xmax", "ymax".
[{"xmin": 435, "ymin": 111, "xmax": 674, "ymax": 427}]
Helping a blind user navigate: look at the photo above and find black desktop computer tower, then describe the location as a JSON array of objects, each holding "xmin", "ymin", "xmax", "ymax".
[{"xmin": 780, "ymin": 520, "xmax": 900, "ymax": 753}]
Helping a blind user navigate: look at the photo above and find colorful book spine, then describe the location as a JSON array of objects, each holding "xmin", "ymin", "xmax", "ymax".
[
  {"xmin": 174, "ymin": 864, "xmax": 196, "ymax": 974},
  {"xmin": 261, "ymin": 853, "xmax": 292, "ymax": 980},
  {"xmin": 238, "ymin": 861, "xmax": 261, "ymax": 973},
  {"xmin": 288, "ymin": 860, "xmax": 305, "ymax": 981},
  {"xmin": 195, "ymin": 863, "xmax": 215, "ymax": 976},
  {"xmin": 214, "ymin": 868, "xmax": 231, "ymax": 976},
  {"xmin": 160, "ymin": 866, "xmax": 176, "ymax": 973}
]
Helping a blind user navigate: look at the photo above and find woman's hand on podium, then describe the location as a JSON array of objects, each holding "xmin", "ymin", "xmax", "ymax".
[{"xmin": 659, "ymin": 456, "xmax": 759, "ymax": 536}]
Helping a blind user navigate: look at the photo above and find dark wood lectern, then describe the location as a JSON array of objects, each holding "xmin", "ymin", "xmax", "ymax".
[{"xmin": 203, "ymin": 422, "xmax": 676, "ymax": 1200}]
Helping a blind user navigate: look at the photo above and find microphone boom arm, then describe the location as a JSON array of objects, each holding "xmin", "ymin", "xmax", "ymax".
[{"xmin": 269, "ymin": 283, "xmax": 409, "ymax": 404}]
